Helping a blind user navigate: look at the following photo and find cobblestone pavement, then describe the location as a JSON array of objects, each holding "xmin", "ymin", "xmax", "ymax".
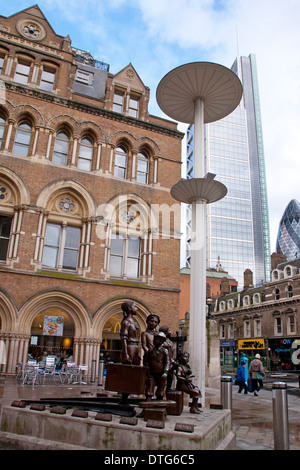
[
  {"xmin": 0, "ymin": 375, "xmax": 299, "ymax": 450},
  {"xmin": 231, "ymin": 383, "xmax": 300, "ymax": 450}
]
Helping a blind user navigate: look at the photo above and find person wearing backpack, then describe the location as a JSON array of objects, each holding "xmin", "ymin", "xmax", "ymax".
[{"xmin": 248, "ymin": 354, "xmax": 265, "ymax": 396}]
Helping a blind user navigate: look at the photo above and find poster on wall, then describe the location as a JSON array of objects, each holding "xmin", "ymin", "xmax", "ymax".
[{"xmin": 43, "ymin": 315, "xmax": 64, "ymax": 336}]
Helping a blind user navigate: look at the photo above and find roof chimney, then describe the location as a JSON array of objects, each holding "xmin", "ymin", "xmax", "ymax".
[{"xmin": 243, "ymin": 269, "xmax": 253, "ymax": 289}]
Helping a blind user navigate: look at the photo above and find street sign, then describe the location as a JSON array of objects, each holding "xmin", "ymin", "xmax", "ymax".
[{"xmin": 238, "ymin": 338, "xmax": 265, "ymax": 350}]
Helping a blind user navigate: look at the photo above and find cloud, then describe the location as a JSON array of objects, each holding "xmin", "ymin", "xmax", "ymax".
[{"xmin": 4, "ymin": 0, "xmax": 300, "ymax": 251}]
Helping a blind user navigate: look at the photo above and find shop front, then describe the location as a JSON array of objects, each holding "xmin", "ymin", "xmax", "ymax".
[
  {"xmin": 220, "ymin": 340, "xmax": 236, "ymax": 371},
  {"xmin": 29, "ymin": 309, "xmax": 75, "ymax": 367},
  {"xmin": 268, "ymin": 337, "xmax": 300, "ymax": 371},
  {"xmin": 237, "ymin": 338, "xmax": 267, "ymax": 368}
]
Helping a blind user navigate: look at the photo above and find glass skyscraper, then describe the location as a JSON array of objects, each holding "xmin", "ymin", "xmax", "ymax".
[
  {"xmin": 185, "ymin": 54, "xmax": 271, "ymax": 288},
  {"xmin": 276, "ymin": 199, "xmax": 300, "ymax": 261}
]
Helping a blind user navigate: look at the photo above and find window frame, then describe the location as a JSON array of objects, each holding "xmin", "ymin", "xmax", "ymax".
[
  {"xmin": 42, "ymin": 222, "xmax": 81, "ymax": 272},
  {"xmin": 137, "ymin": 151, "xmax": 149, "ymax": 183},
  {"xmin": 39, "ymin": 66, "xmax": 56, "ymax": 92},
  {"xmin": 14, "ymin": 59, "xmax": 31, "ymax": 85},
  {"xmin": 287, "ymin": 314, "xmax": 296, "ymax": 335},
  {"xmin": 109, "ymin": 234, "xmax": 141, "ymax": 280},
  {"xmin": 13, "ymin": 120, "xmax": 32, "ymax": 157},
  {"xmin": 128, "ymin": 95, "xmax": 139, "ymax": 118},
  {"xmin": 274, "ymin": 316, "xmax": 283, "ymax": 336},
  {"xmin": 52, "ymin": 130, "xmax": 70, "ymax": 166},
  {"xmin": 114, "ymin": 146, "xmax": 127, "ymax": 179},
  {"xmin": 78, "ymin": 136, "xmax": 93, "ymax": 171},
  {"xmin": 113, "ymin": 90, "xmax": 125, "ymax": 113},
  {"xmin": 0, "ymin": 214, "xmax": 12, "ymax": 262},
  {"xmin": 244, "ymin": 319, "xmax": 251, "ymax": 338}
]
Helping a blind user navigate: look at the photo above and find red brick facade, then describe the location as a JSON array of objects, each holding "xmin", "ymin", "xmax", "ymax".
[{"xmin": 0, "ymin": 6, "xmax": 183, "ymax": 374}]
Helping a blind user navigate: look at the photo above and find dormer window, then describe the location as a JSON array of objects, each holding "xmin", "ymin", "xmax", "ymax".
[
  {"xmin": 76, "ymin": 69, "xmax": 92, "ymax": 85},
  {"xmin": 128, "ymin": 96, "xmax": 139, "ymax": 118},
  {"xmin": 40, "ymin": 67, "xmax": 55, "ymax": 92},
  {"xmin": 113, "ymin": 91, "xmax": 124, "ymax": 113}
]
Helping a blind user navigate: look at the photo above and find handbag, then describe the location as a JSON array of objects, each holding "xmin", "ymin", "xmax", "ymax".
[{"xmin": 256, "ymin": 372, "xmax": 264, "ymax": 380}]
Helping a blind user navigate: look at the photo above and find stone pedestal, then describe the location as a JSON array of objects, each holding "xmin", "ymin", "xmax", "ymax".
[{"xmin": 206, "ymin": 319, "xmax": 221, "ymax": 390}]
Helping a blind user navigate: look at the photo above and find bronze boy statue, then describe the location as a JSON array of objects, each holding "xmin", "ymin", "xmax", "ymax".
[
  {"xmin": 176, "ymin": 352, "xmax": 202, "ymax": 413},
  {"xmin": 145, "ymin": 332, "xmax": 170, "ymax": 401},
  {"xmin": 141, "ymin": 314, "xmax": 160, "ymax": 366}
]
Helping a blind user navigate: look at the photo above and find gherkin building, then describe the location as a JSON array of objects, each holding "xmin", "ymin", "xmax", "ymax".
[{"xmin": 276, "ymin": 199, "xmax": 300, "ymax": 260}]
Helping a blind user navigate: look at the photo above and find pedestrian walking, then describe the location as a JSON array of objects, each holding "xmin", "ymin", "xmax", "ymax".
[
  {"xmin": 248, "ymin": 354, "xmax": 265, "ymax": 396},
  {"xmin": 236, "ymin": 361, "xmax": 248, "ymax": 394}
]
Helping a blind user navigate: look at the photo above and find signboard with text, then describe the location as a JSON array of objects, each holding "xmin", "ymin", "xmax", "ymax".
[{"xmin": 238, "ymin": 338, "xmax": 265, "ymax": 350}]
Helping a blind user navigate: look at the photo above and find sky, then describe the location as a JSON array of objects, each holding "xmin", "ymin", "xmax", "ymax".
[{"xmin": 1, "ymin": 0, "xmax": 300, "ymax": 254}]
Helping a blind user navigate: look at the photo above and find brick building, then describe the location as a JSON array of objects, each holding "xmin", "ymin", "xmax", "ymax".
[
  {"xmin": 0, "ymin": 6, "xmax": 183, "ymax": 375},
  {"xmin": 212, "ymin": 257, "xmax": 300, "ymax": 371},
  {"xmin": 179, "ymin": 263, "xmax": 238, "ymax": 320}
]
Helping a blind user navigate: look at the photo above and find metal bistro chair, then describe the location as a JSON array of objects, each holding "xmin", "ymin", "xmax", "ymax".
[
  {"xmin": 22, "ymin": 363, "xmax": 39, "ymax": 387},
  {"xmin": 15, "ymin": 363, "xmax": 25, "ymax": 382},
  {"xmin": 78, "ymin": 364, "xmax": 89, "ymax": 385},
  {"xmin": 66, "ymin": 362, "xmax": 79, "ymax": 384},
  {"xmin": 42, "ymin": 357, "xmax": 56, "ymax": 383}
]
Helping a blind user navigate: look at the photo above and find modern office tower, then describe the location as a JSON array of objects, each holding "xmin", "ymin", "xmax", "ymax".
[
  {"xmin": 276, "ymin": 199, "xmax": 300, "ymax": 261},
  {"xmin": 185, "ymin": 54, "xmax": 271, "ymax": 288}
]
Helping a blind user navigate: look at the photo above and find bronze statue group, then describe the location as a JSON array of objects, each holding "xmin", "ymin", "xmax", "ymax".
[{"xmin": 120, "ymin": 300, "xmax": 201, "ymax": 414}]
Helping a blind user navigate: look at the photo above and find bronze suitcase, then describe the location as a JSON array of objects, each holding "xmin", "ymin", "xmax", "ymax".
[
  {"xmin": 166, "ymin": 391, "xmax": 183, "ymax": 415},
  {"xmin": 105, "ymin": 363, "xmax": 147, "ymax": 395}
]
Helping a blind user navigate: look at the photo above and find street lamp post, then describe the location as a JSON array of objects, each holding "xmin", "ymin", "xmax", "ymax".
[
  {"xmin": 156, "ymin": 62, "xmax": 242, "ymax": 406},
  {"xmin": 206, "ymin": 298, "xmax": 213, "ymax": 320}
]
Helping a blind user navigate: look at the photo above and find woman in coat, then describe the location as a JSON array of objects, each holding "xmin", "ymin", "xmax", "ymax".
[{"xmin": 248, "ymin": 354, "xmax": 265, "ymax": 396}]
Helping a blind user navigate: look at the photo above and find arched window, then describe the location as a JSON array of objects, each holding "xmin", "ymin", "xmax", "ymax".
[
  {"xmin": 0, "ymin": 115, "xmax": 6, "ymax": 148},
  {"xmin": 78, "ymin": 136, "xmax": 93, "ymax": 171},
  {"xmin": 13, "ymin": 121, "xmax": 32, "ymax": 157},
  {"xmin": 137, "ymin": 151, "xmax": 149, "ymax": 183},
  {"xmin": 53, "ymin": 131, "xmax": 70, "ymax": 165},
  {"xmin": 114, "ymin": 146, "xmax": 127, "ymax": 178}
]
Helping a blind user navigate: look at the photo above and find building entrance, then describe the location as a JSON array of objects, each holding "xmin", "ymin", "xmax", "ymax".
[
  {"xmin": 29, "ymin": 308, "xmax": 75, "ymax": 368},
  {"xmin": 100, "ymin": 313, "xmax": 123, "ymax": 364}
]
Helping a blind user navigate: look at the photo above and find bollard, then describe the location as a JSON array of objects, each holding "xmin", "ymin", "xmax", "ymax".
[
  {"xmin": 221, "ymin": 376, "xmax": 232, "ymax": 429},
  {"xmin": 90, "ymin": 359, "xmax": 96, "ymax": 383},
  {"xmin": 221, "ymin": 376, "xmax": 232, "ymax": 409},
  {"xmin": 272, "ymin": 382, "xmax": 289, "ymax": 450},
  {"xmin": 98, "ymin": 359, "xmax": 105, "ymax": 386}
]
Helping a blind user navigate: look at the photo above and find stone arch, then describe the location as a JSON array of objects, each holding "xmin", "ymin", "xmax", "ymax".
[
  {"xmin": 47, "ymin": 114, "xmax": 79, "ymax": 134},
  {"xmin": 10, "ymin": 103, "xmax": 44, "ymax": 127},
  {"xmin": 92, "ymin": 296, "xmax": 150, "ymax": 338},
  {"xmin": 18, "ymin": 289, "xmax": 92, "ymax": 337},
  {"xmin": 0, "ymin": 287, "xmax": 18, "ymax": 332},
  {"xmin": 0, "ymin": 165, "xmax": 30, "ymax": 206},
  {"xmin": 136, "ymin": 136, "xmax": 161, "ymax": 157},
  {"xmin": 36, "ymin": 179, "xmax": 97, "ymax": 218},
  {"xmin": 98, "ymin": 192, "xmax": 154, "ymax": 233},
  {"xmin": 79, "ymin": 120, "xmax": 106, "ymax": 142},
  {"xmin": 108, "ymin": 130, "xmax": 137, "ymax": 149}
]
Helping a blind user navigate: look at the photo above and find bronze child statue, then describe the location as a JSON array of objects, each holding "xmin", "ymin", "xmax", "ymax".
[
  {"xmin": 141, "ymin": 314, "xmax": 160, "ymax": 366},
  {"xmin": 120, "ymin": 300, "xmax": 140, "ymax": 365},
  {"xmin": 176, "ymin": 352, "xmax": 202, "ymax": 413},
  {"xmin": 145, "ymin": 332, "xmax": 170, "ymax": 401}
]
